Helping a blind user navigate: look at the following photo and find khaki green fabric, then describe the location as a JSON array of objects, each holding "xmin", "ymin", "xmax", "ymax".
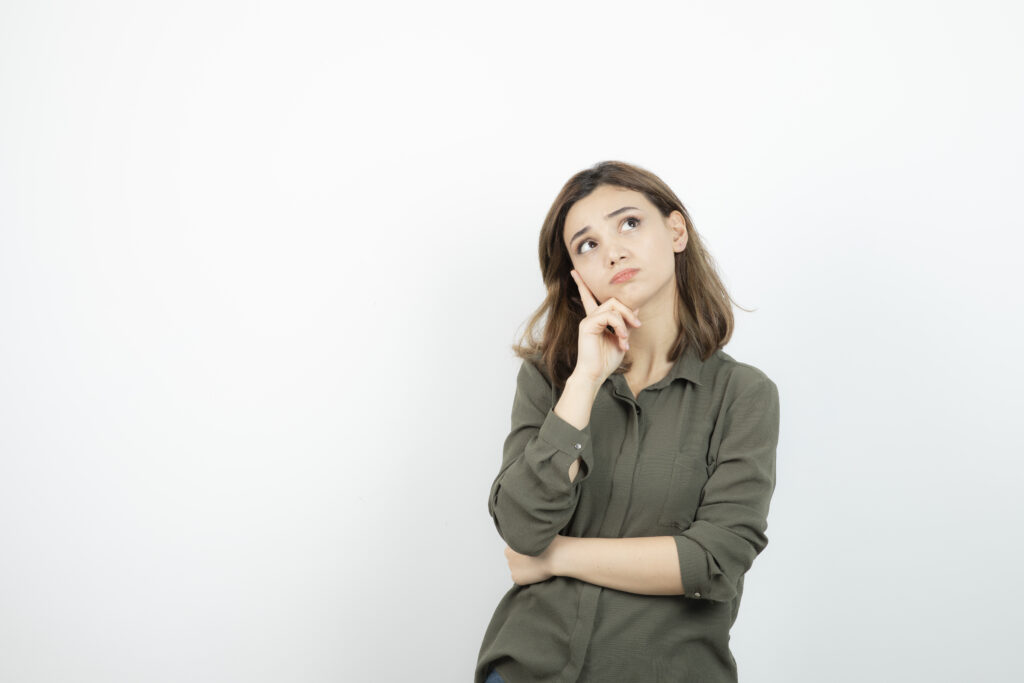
[{"xmin": 476, "ymin": 343, "xmax": 780, "ymax": 683}]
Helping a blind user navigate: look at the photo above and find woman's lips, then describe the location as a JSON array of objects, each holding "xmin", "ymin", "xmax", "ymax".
[{"xmin": 611, "ymin": 268, "xmax": 639, "ymax": 284}]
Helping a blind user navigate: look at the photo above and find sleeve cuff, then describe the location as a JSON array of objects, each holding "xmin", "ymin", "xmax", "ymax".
[
  {"xmin": 537, "ymin": 407, "xmax": 593, "ymax": 482},
  {"xmin": 674, "ymin": 534, "xmax": 711, "ymax": 599}
]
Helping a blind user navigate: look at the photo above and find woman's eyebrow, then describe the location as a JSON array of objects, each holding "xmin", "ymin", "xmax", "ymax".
[{"xmin": 568, "ymin": 206, "xmax": 641, "ymax": 248}]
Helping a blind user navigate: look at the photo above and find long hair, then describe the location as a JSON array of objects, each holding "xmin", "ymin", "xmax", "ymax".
[{"xmin": 510, "ymin": 160, "xmax": 749, "ymax": 392}]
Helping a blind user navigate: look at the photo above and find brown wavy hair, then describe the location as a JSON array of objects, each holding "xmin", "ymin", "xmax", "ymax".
[{"xmin": 510, "ymin": 160, "xmax": 751, "ymax": 392}]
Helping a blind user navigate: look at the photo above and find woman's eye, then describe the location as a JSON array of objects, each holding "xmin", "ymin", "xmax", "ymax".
[{"xmin": 576, "ymin": 216, "xmax": 641, "ymax": 255}]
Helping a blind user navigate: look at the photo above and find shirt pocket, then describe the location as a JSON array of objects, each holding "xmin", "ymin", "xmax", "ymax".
[{"xmin": 656, "ymin": 444, "xmax": 710, "ymax": 530}]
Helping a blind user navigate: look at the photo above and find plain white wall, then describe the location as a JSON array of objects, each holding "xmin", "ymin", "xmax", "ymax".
[{"xmin": 1, "ymin": 1, "xmax": 1022, "ymax": 681}]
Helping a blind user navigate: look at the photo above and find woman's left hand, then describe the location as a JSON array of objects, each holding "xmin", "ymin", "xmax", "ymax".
[{"xmin": 505, "ymin": 534, "xmax": 569, "ymax": 586}]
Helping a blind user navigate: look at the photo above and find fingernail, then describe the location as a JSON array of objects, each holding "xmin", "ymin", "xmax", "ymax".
[{"xmin": 625, "ymin": 341, "xmax": 630, "ymax": 350}]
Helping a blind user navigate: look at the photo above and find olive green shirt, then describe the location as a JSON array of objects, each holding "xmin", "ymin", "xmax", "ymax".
[{"xmin": 475, "ymin": 343, "xmax": 780, "ymax": 683}]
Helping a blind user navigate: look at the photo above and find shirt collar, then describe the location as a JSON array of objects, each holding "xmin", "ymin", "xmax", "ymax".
[
  {"xmin": 658, "ymin": 341, "xmax": 706, "ymax": 388},
  {"xmin": 610, "ymin": 342, "xmax": 706, "ymax": 393}
]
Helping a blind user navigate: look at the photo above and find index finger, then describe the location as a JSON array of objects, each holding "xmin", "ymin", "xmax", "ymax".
[{"xmin": 569, "ymin": 270, "xmax": 600, "ymax": 314}]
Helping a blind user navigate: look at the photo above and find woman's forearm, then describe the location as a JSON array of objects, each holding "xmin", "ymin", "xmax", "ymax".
[
  {"xmin": 551, "ymin": 536, "xmax": 684, "ymax": 596},
  {"xmin": 556, "ymin": 373, "xmax": 602, "ymax": 483}
]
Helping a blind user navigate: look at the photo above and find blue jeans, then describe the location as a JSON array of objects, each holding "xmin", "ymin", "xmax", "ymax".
[{"xmin": 485, "ymin": 665, "xmax": 506, "ymax": 683}]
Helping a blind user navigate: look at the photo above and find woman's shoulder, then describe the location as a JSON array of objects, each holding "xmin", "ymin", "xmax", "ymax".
[
  {"xmin": 515, "ymin": 351, "xmax": 555, "ymax": 391},
  {"xmin": 703, "ymin": 347, "xmax": 777, "ymax": 397}
]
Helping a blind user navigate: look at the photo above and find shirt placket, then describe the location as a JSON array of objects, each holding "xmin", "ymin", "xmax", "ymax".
[{"xmin": 562, "ymin": 376, "xmax": 647, "ymax": 682}]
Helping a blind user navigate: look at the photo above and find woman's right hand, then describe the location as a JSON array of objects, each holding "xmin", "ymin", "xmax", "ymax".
[{"xmin": 568, "ymin": 269, "xmax": 643, "ymax": 384}]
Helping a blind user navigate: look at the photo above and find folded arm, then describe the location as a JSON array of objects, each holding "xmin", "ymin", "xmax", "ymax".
[
  {"xmin": 550, "ymin": 535, "xmax": 683, "ymax": 595},
  {"xmin": 488, "ymin": 361, "xmax": 601, "ymax": 556},
  {"xmin": 548, "ymin": 374, "xmax": 780, "ymax": 601}
]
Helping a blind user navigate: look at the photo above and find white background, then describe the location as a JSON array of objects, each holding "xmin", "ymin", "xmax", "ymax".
[{"xmin": 2, "ymin": 1, "xmax": 1022, "ymax": 681}]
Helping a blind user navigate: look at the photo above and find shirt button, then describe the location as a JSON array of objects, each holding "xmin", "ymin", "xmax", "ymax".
[
  {"xmin": 573, "ymin": 443, "xmax": 582, "ymax": 449},
  {"xmin": 693, "ymin": 592, "xmax": 701, "ymax": 598}
]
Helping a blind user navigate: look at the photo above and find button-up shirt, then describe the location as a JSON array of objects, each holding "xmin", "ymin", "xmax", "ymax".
[{"xmin": 475, "ymin": 343, "xmax": 780, "ymax": 683}]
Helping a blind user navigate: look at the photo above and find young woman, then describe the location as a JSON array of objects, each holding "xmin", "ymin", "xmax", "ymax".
[{"xmin": 475, "ymin": 161, "xmax": 781, "ymax": 683}]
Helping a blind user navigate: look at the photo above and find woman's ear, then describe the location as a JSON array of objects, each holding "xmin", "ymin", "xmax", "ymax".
[{"xmin": 669, "ymin": 212, "xmax": 688, "ymax": 252}]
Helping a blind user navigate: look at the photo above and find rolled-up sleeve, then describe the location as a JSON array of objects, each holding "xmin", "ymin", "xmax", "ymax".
[
  {"xmin": 674, "ymin": 375, "xmax": 780, "ymax": 601},
  {"xmin": 488, "ymin": 359, "xmax": 594, "ymax": 557}
]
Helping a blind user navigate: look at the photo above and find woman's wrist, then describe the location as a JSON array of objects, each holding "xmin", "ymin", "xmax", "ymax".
[
  {"xmin": 566, "ymin": 371, "xmax": 603, "ymax": 396},
  {"xmin": 547, "ymin": 534, "xmax": 575, "ymax": 578},
  {"xmin": 555, "ymin": 373, "xmax": 602, "ymax": 432}
]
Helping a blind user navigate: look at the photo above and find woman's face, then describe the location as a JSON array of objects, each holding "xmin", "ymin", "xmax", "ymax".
[{"xmin": 562, "ymin": 185, "xmax": 687, "ymax": 311}]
